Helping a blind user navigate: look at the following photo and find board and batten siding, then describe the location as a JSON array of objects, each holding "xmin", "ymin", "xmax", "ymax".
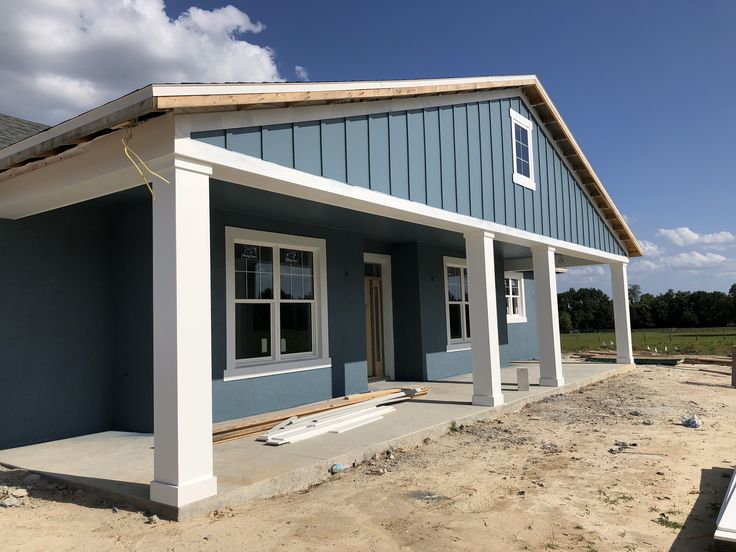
[{"xmin": 192, "ymin": 96, "xmax": 624, "ymax": 256}]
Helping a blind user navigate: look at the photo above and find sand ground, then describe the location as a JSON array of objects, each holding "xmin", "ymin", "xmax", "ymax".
[{"xmin": 1, "ymin": 363, "xmax": 734, "ymax": 551}]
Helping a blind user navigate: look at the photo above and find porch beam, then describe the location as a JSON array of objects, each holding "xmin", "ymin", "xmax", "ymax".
[
  {"xmin": 532, "ymin": 245, "xmax": 565, "ymax": 387},
  {"xmin": 464, "ymin": 230, "xmax": 504, "ymax": 407},
  {"xmin": 150, "ymin": 157, "xmax": 217, "ymax": 507},
  {"xmin": 610, "ymin": 262, "xmax": 634, "ymax": 364}
]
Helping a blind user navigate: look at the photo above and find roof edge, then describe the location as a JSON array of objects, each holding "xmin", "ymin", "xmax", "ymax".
[{"xmin": 0, "ymin": 75, "xmax": 641, "ymax": 257}]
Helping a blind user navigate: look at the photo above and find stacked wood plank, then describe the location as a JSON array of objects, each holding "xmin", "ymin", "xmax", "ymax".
[{"xmin": 213, "ymin": 387, "xmax": 429, "ymax": 445}]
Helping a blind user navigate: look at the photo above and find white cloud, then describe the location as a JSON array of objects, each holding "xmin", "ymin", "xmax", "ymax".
[
  {"xmin": 557, "ymin": 265, "xmax": 609, "ymax": 292},
  {"xmin": 295, "ymin": 65, "xmax": 309, "ymax": 81},
  {"xmin": 656, "ymin": 226, "xmax": 735, "ymax": 247},
  {"xmin": 664, "ymin": 251, "xmax": 727, "ymax": 268},
  {"xmin": 639, "ymin": 240, "xmax": 662, "ymax": 257},
  {"xmin": 631, "ymin": 250, "xmax": 727, "ymax": 271},
  {"xmin": 0, "ymin": 0, "xmax": 282, "ymax": 124}
]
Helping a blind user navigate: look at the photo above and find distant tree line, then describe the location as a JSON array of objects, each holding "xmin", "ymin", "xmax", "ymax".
[{"xmin": 557, "ymin": 284, "xmax": 736, "ymax": 332}]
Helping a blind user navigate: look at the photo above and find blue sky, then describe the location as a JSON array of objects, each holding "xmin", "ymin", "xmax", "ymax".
[{"xmin": 2, "ymin": 1, "xmax": 734, "ymax": 295}]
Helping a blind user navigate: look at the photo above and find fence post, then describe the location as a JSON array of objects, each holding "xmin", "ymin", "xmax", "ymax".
[{"xmin": 732, "ymin": 346, "xmax": 736, "ymax": 389}]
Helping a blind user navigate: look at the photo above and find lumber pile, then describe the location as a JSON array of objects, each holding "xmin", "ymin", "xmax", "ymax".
[{"xmin": 213, "ymin": 387, "xmax": 429, "ymax": 445}]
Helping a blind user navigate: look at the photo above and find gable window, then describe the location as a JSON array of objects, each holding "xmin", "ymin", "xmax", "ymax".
[
  {"xmin": 444, "ymin": 257, "xmax": 471, "ymax": 350},
  {"xmin": 504, "ymin": 271, "xmax": 527, "ymax": 324},
  {"xmin": 226, "ymin": 228, "xmax": 330, "ymax": 380},
  {"xmin": 510, "ymin": 108, "xmax": 536, "ymax": 190}
]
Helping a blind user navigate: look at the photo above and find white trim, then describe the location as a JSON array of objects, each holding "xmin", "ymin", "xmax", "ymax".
[
  {"xmin": 176, "ymin": 138, "xmax": 629, "ymax": 265},
  {"xmin": 443, "ymin": 256, "xmax": 471, "ymax": 347},
  {"xmin": 225, "ymin": 227, "xmax": 329, "ymax": 380},
  {"xmin": 223, "ymin": 359, "xmax": 331, "ymax": 382},
  {"xmin": 446, "ymin": 344, "xmax": 472, "ymax": 353},
  {"xmin": 504, "ymin": 271, "xmax": 527, "ymax": 324},
  {"xmin": 176, "ymin": 88, "xmax": 526, "ymax": 138},
  {"xmin": 363, "ymin": 252, "xmax": 395, "ymax": 380},
  {"xmin": 509, "ymin": 108, "xmax": 536, "ymax": 191}
]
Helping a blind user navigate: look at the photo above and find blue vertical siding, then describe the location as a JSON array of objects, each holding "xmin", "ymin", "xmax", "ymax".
[
  {"xmin": 478, "ymin": 102, "xmax": 493, "ymax": 220},
  {"xmin": 407, "ymin": 110, "xmax": 427, "ymax": 204},
  {"xmin": 321, "ymin": 119, "xmax": 346, "ymax": 182},
  {"xmin": 369, "ymin": 114, "xmax": 390, "ymax": 194},
  {"xmin": 294, "ymin": 121, "xmax": 321, "ymax": 176},
  {"xmin": 192, "ymin": 94, "xmax": 626, "ymax": 256},
  {"xmin": 345, "ymin": 116, "xmax": 370, "ymax": 188},
  {"xmin": 438, "ymin": 106, "xmax": 457, "ymax": 212},
  {"xmin": 388, "ymin": 112, "xmax": 409, "ymax": 199},
  {"xmin": 453, "ymin": 104, "xmax": 471, "ymax": 216}
]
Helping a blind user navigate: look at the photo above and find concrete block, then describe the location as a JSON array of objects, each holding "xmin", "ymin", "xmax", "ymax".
[{"xmin": 517, "ymin": 367, "xmax": 530, "ymax": 392}]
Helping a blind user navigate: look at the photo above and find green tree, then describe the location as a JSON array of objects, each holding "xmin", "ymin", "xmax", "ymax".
[{"xmin": 559, "ymin": 311, "xmax": 573, "ymax": 333}]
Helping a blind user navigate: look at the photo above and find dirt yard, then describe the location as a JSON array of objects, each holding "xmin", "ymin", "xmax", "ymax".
[{"xmin": 1, "ymin": 364, "xmax": 734, "ymax": 551}]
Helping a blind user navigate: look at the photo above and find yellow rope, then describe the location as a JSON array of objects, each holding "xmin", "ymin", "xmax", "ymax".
[{"xmin": 121, "ymin": 126, "xmax": 170, "ymax": 198}]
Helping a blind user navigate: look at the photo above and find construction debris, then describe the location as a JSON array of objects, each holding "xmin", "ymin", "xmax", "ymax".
[
  {"xmin": 681, "ymin": 414, "xmax": 702, "ymax": 428},
  {"xmin": 259, "ymin": 389, "xmax": 427, "ymax": 445},
  {"xmin": 213, "ymin": 387, "xmax": 429, "ymax": 445}
]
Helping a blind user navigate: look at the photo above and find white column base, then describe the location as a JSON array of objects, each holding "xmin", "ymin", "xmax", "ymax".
[
  {"xmin": 472, "ymin": 394, "xmax": 505, "ymax": 407},
  {"xmin": 617, "ymin": 356, "xmax": 634, "ymax": 365},
  {"xmin": 150, "ymin": 476, "xmax": 218, "ymax": 507},
  {"xmin": 539, "ymin": 376, "xmax": 565, "ymax": 387}
]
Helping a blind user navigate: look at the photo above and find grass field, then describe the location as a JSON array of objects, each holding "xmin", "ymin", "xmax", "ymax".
[{"xmin": 561, "ymin": 327, "xmax": 736, "ymax": 356}]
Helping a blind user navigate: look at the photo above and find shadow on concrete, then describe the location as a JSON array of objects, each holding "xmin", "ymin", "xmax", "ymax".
[
  {"xmin": 668, "ymin": 466, "xmax": 732, "ymax": 551},
  {"xmin": 409, "ymin": 399, "xmax": 471, "ymax": 406}
]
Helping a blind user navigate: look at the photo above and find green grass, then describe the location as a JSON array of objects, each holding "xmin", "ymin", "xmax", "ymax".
[{"xmin": 561, "ymin": 327, "xmax": 736, "ymax": 356}]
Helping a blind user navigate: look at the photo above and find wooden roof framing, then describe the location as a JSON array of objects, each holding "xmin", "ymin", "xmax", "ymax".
[{"xmin": 0, "ymin": 76, "xmax": 642, "ymax": 256}]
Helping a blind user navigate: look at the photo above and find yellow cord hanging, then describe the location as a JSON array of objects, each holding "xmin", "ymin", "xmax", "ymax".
[{"xmin": 122, "ymin": 126, "xmax": 170, "ymax": 198}]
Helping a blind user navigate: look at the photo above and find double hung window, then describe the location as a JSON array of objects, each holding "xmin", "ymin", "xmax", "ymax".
[{"xmin": 226, "ymin": 228, "xmax": 329, "ymax": 380}]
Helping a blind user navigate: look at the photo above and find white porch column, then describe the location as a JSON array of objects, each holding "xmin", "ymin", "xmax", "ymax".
[
  {"xmin": 464, "ymin": 230, "xmax": 504, "ymax": 407},
  {"xmin": 610, "ymin": 262, "xmax": 634, "ymax": 364},
  {"xmin": 532, "ymin": 246, "xmax": 565, "ymax": 387},
  {"xmin": 150, "ymin": 157, "xmax": 217, "ymax": 507}
]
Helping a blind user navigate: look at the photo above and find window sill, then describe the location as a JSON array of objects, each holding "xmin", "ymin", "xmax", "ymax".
[
  {"xmin": 507, "ymin": 315, "xmax": 527, "ymax": 324},
  {"xmin": 224, "ymin": 357, "xmax": 332, "ymax": 382},
  {"xmin": 446, "ymin": 343, "xmax": 472, "ymax": 352},
  {"xmin": 512, "ymin": 173, "xmax": 536, "ymax": 190}
]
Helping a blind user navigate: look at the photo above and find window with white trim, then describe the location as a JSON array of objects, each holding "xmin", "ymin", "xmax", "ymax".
[
  {"xmin": 504, "ymin": 272, "xmax": 527, "ymax": 323},
  {"xmin": 226, "ymin": 228, "xmax": 330, "ymax": 380},
  {"xmin": 510, "ymin": 108, "xmax": 536, "ymax": 190},
  {"xmin": 444, "ymin": 257, "xmax": 471, "ymax": 348}
]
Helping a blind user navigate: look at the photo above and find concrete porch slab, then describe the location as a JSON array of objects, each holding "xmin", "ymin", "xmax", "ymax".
[{"xmin": 0, "ymin": 362, "xmax": 634, "ymax": 520}]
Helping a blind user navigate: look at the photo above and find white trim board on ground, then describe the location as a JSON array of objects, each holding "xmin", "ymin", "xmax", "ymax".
[{"xmin": 715, "ymin": 469, "xmax": 736, "ymax": 543}]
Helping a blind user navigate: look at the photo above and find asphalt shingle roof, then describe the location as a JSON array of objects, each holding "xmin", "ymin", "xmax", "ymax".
[{"xmin": 0, "ymin": 114, "xmax": 49, "ymax": 149}]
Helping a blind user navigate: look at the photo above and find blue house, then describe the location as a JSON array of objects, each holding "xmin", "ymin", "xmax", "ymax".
[{"xmin": 0, "ymin": 76, "xmax": 641, "ymax": 508}]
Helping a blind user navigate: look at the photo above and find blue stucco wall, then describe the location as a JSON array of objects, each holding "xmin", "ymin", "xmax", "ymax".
[
  {"xmin": 0, "ymin": 201, "xmax": 115, "ymax": 449},
  {"xmin": 209, "ymin": 183, "xmax": 369, "ymax": 422},
  {"xmin": 417, "ymin": 243, "xmax": 538, "ymax": 381},
  {"xmin": 193, "ymin": 94, "xmax": 624, "ymax": 257},
  {"xmin": 499, "ymin": 272, "xmax": 539, "ymax": 367},
  {"xmin": 0, "ymin": 182, "xmax": 542, "ymax": 448},
  {"xmin": 111, "ymin": 198, "xmax": 154, "ymax": 433}
]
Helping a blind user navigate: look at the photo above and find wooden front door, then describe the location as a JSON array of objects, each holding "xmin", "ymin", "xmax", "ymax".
[{"xmin": 364, "ymin": 276, "xmax": 385, "ymax": 378}]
